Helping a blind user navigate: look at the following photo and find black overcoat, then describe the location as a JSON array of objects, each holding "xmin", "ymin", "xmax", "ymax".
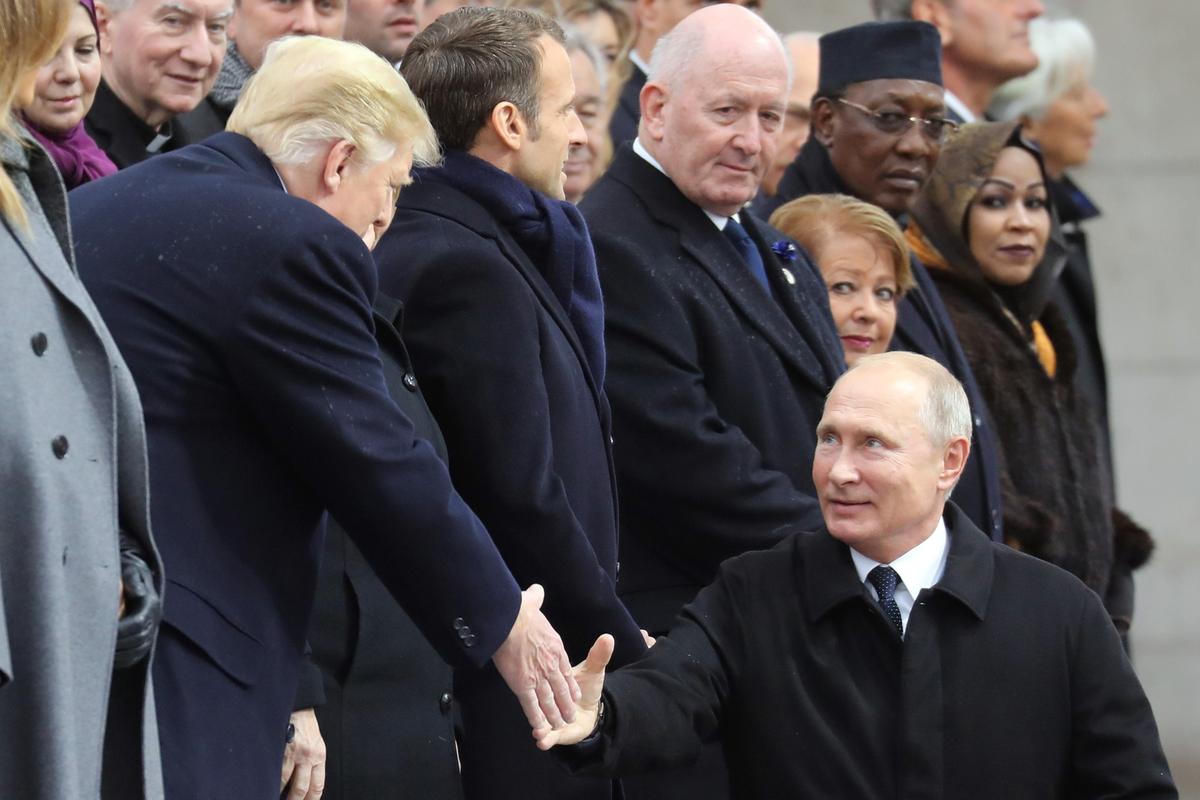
[
  {"xmin": 561, "ymin": 504, "xmax": 1177, "ymax": 799},
  {"xmin": 580, "ymin": 147, "xmax": 845, "ymax": 635},
  {"xmin": 70, "ymin": 132, "xmax": 522, "ymax": 799},
  {"xmin": 374, "ymin": 174, "xmax": 646, "ymax": 800},
  {"xmin": 308, "ymin": 294, "xmax": 462, "ymax": 800}
]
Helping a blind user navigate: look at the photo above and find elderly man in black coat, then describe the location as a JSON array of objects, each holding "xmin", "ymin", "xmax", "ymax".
[
  {"xmin": 372, "ymin": 9, "xmax": 648, "ymax": 800},
  {"xmin": 71, "ymin": 36, "xmax": 580, "ymax": 800},
  {"xmin": 758, "ymin": 20, "xmax": 1005, "ymax": 543},
  {"xmin": 581, "ymin": 4, "xmax": 844, "ymax": 638},
  {"xmin": 538, "ymin": 353, "xmax": 1178, "ymax": 800}
]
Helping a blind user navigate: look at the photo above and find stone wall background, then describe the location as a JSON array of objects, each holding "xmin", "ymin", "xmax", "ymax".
[{"xmin": 762, "ymin": 2, "xmax": 1200, "ymax": 794}]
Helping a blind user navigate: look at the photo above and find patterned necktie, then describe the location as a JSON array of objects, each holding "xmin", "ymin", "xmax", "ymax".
[
  {"xmin": 722, "ymin": 218, "xmax": 771, "ymax": 291},
  {"xmin": 867, "ymin": 565, "xmax": 904, "ymax": 636}
]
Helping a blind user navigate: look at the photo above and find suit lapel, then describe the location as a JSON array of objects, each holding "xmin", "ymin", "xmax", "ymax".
[
  {"xmin": 619, "ymin": 153, "xmax": 833, "ymax": 391},
  {"xmin": 402, "ymin": 182, "xmax": 612, "ymax": 429}
]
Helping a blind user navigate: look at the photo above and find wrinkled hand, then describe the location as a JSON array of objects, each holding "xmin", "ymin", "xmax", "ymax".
[
  {"xmin": 534, "ymin": 634, "xmax": 614, "ymax": 750},
  {"xmin": 114, "ymin": 532, "xmax": 161, "ymax": 669},
  {"xmin": 492, "ymin": 584, "xmax": 580, "ymax": 732},
  {"xmin": 280, "ymin": 709, "xmax": 326, "ymax": 800}
]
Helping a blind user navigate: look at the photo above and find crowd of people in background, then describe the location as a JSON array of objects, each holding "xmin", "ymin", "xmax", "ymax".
[{"xmin": 0, "ymin": 0, "xmax": 1179, "ymax": 798}]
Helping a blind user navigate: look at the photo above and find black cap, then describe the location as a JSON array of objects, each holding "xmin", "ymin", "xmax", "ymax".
[{"xmin": 817, "ymin": 20, "xmax": 943, "ymax": 96}]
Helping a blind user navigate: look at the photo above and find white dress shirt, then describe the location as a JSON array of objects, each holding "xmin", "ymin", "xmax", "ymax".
[
  {"xmin": 943, "ymin": 89, "xmax": 977, "ymax": 124},
  {"xmin": 631, "ymin": 138, "xmax": 739, "ymax": 230},
  {"xmin": 850, "ymin": 517, "xmax": 950, "ymax": 637}
]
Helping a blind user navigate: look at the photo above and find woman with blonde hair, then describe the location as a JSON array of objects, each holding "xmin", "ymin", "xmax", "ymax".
[
  {"xmin": 1, "ymin": 0, "xmax": 164, "ymax": 795},
  {"xmin": 771, "ymin": 193, "xmax": 913, "ymax": 366}
]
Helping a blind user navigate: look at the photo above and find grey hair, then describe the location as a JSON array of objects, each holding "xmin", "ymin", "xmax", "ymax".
[
  {"xmin": 562, "ymin": 21, "xmax": 608, "ymax": 96},
  {"xmin": 850, "ymin": 352, "xmax": 973, "ymax": 446},
  {"xmin": 869, "ymin": 0, "xmax": 915, "ymax": 21},
  {"xmin": 647, "ymin": 11, "xmax": 791, "ymax": 92},
  {"xmin": 989, "ymin": 18, "xmax": 1096, "ymax": 121}
]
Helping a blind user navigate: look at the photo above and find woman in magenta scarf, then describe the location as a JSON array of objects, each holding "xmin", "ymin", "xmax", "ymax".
[{"xmin": 19, "ymin": 0, "xmax": 117, "ymax": 188}]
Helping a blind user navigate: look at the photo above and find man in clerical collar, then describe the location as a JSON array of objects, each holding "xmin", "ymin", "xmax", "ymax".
[
  {"xmin": 89, "ymin": 0, "xmax": 232, "ymax": 167},
  {"xmin": 870, "ymin": 0, "xmax": 1044, "ymax": 123}
]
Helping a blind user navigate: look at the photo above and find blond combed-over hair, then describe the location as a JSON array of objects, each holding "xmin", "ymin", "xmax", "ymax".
[
  {"xmin": 1, "ymin": 0, "xmax": 71, "ymax": 227},
  {"xmin": 227, "ymin": 36, "xmax": 440, "ymax": 171}
]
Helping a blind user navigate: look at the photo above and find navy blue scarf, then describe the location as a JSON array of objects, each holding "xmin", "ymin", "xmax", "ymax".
[{"xmin": 417, "ymin": 150, "xmax": 606, "ymax": 387}]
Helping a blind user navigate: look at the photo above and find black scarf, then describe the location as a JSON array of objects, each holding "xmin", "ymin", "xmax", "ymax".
[{"xmin": 416, "ymin": 150, "xmax": 607, "ymax": 386}]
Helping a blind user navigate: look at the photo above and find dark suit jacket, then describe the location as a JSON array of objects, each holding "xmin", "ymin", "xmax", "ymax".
[
  {"xmin": 375, "ymin": 174, "xmax": 646, "ymax": 800},
  {"xmin": 308, "ymin": 294, "xmax": 461, "ymax": 800},
  {"xmin": 84, "ymin": 80, "xmax": 190, "ymax": 169},
  {"xmin": 562, "ymin": 504, "xmax": 1178, "ymax": 799},
  {"xmin": 608, "ymin": 64, "xmax": 646, "ymax": 149},
  {"xmin": 581, "ymin": 147, "xmax": 845, "ymax": 634},
  {"xmin": 70, "ymin": 132, "xmax": 521, "ymax": 798}
]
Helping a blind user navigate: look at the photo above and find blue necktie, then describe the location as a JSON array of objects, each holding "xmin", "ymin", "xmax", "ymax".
[
  {"xmin": 722, "ymin": 218, "xmax": 771, "ymax": 292},
  {"xmin": 867, "ymin": 565, "xmax": 904, "ymax": 636}
]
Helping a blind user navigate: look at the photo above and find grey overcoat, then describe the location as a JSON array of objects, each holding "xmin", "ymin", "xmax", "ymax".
[{"xmin": 0, "ymin": 129, "xmax": 164, "ymax": 799}]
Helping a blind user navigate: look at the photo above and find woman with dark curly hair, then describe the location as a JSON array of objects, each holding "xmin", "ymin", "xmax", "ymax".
[{"xmin": 907, "ymin": 120, "xmax": 1153, "ymax": 633}]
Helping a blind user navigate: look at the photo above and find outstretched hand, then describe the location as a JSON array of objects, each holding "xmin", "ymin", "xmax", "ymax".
[
  {"xmin": 533, "ymin": 634, "xmax": 615, "ymax": 750},
  {"xmin": 493, "ymin": 584, "xmax": 581, "ymax": 732}
]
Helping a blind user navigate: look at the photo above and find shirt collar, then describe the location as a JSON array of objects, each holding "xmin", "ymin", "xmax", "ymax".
[
  {"xmin": 629, "ymin": 49, "xmax": 650, "ymax": 78},
  {"xmin": 849, "ymin": 516, "xmax": 949, "ymax": 599},
  {"xmin": 943, "ymin": 90, "xmax": 977, "ymax": 124},
  {"xmin": 632, "ymin": 137, "xmax": 737, "ymax": 230}
]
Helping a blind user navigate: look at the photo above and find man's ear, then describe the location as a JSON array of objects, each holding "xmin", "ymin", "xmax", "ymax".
[
  {"xmin": 487, "ymin": 101, "xmax": 526, "ymax": 153},
  {"xmin": 639, "ymin": 83, "xmax": 668, "ymax": 142},
  {"xmin": 937, "ymin": 436, "xmax": 970, "ymax": 492},
  {"xmin": 320, "ymin": 139, "xmax": 357, "ymax": 194},
  {"xmin": 911, "ymin": 0, "xmax": 953, "ymax": 47},
  {"xmin": 95, "ymin": 1, "xmax": 116, "ymax": 57},
  {"xmin": 811, "ymin": 97, "xmax": 837, "ymax": 148}
]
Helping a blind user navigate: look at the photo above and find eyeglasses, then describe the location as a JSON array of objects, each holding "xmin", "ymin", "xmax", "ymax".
[{"xmin": 836, "ymin": 98, "xmax": 959, "ymax": 143}]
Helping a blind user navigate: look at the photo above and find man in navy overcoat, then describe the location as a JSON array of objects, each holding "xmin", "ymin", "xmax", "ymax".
[{"xmin": 71, "ymin": 37, "xmax": 578, "ymax": 798}]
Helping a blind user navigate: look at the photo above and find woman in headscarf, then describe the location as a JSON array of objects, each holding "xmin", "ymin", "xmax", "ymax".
[
  {"xmin": 1, "ymin": 0, "xmax": 163, "ymax": 795},
  {"xmin": 17, "ymin": 0, "xmax": 117, "ymax": 188},
  {"xmin": 990, "ymin": 17, "xmax": 1116, "ymax": 508},
  {"xmin": 907, "ymin": 121, "xmax": 1153, "ymax": 634}
]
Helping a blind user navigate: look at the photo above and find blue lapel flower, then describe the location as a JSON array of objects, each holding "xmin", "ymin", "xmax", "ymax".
[{"xmin": 771, "ymin": 240, "xmax": 798, "ymax": 263}]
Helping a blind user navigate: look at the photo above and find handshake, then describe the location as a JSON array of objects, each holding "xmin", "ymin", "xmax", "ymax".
[{"xmin": 491, "ymin": 585, "xmax": 652, "ymax": 750}]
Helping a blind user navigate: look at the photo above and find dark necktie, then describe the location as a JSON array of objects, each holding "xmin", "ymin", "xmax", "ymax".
[
  {"xmin": 867, "ymin": 565, "xmax": 904, "ymax": 636},
  {"xmin": 722, "ymin": 218, "xmax": 771, "ymax": 291}
]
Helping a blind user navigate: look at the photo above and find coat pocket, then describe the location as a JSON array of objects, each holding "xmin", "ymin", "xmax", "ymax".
[{"xmin": 162, "ymin": 579, "xmax": 263, "ymax": 687}]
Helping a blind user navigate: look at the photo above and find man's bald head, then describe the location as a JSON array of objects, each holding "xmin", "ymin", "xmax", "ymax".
[
  {"xmin": 647, "ymin": 3, "xmax": 789, "ymax": 94},
  {"xmin": 639, "ymin": 4, "xmax": 789, "ymax": 216}
]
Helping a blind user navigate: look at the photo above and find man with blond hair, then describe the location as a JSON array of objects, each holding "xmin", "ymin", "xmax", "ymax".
[
  {"xmin": 537, "ymin": 352, "xmax": 1176, "ymax": 799},
  {"xmin": 71, "ymin": 36, "xmax": 580, "ymax": 799}
]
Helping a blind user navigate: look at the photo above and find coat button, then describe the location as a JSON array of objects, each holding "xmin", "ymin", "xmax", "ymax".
[
  {"xmin": 439, "ymin": 692, "xmax": 453, "ymax": 713},
  {"xmin": 453, "ymin": 617, "xmax": 466, "ymax": 631},
  {"xmin": 463, "ymin": 634, "xmax": 477, "ymax": 647},
  {"xmin": 31, "ymin": 332, "xmax": 49, "ymax": 356},
  {"xmin": 402, "ymin": 373, "xmax": 418, "ymax": 391},
  {"xmin": 51, "ymin": 435, "xmax": 69, "ymax": 459},
  {"xmin": 458, "ymin": 625, "xmax": 473, "ymax": 639}
]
